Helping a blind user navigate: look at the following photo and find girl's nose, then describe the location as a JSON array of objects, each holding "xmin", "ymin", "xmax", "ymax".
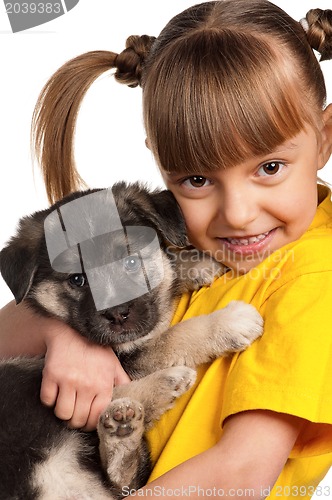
[{"xmin": 219, "ymin": 189, "xmax": 259, "ymax": 230}]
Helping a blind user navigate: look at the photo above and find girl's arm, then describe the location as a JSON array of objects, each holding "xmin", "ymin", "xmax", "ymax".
[
  {"xmin": 0, "ymin": 300, "xmax": 130, "ymax": 431},
  {"xmin": 0, "ymin": 301, "xmax": 47, "ymax": 356},
  {"xmin": 139, "ymin": 410, "xmax": 304, "ymax": 499}
]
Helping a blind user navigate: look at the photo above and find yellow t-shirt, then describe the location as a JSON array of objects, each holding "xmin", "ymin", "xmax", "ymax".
[{"xmin": 147, "ymin": 185, "xmax": 332, "ymax": 498}]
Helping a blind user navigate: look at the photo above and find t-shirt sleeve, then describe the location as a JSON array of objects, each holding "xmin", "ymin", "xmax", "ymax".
[{"xmin": 221, "ymin": 271, "xmax": 332, "ymax": 457}]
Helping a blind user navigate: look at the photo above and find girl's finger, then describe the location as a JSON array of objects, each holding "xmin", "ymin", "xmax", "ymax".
[
  {"xmin": 82, "ymin": 392, "xmax": 114, "ymax": 432},
  {"xmin": 67, "ymin": 391, "xmax": 97, "ymax": 430},
  {"xmin": 53, "ymin": 386, "xmax": 76, "ymax": 422},
  {"xmin": 114, "ymin": 364, "xmax": 131, "ymax": 386},
  {"xmin": 40, "ymin": 379, "xmax": 59, "ymax": 407}
]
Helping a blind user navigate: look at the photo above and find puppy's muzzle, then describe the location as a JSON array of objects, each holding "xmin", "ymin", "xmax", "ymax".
[{"xmin": 103, "ymin": 306, "xmax": 130, "ymax": 326}]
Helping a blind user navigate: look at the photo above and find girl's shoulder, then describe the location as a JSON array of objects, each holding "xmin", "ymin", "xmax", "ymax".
[
  {"xmin": 275, "ymin": 185, "xmax": 332, "ymax": 277},
  {"xmin": 311, "ymin": 184, "xmax": 332, "ymax": 233},
  {"xmin": 267, "ymin": 228, "xmax": 332, "ymax": 292}
]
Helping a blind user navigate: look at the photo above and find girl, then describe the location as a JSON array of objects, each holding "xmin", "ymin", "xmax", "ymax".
[{"xmin": 1, "ymin": 0, "xmax": 332, "ymax": 497}]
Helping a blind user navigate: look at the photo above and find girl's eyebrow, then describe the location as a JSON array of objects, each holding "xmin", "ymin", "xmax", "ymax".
[
  {"xmin": 273, "ymin": 140, "xmax": 298, "ymax": 153},
  {"xmin": 255, "ymin": 140, "xmax": 299, "ymax": 160},
  {"xmin": 164, "ymin": 173, "xmax": 186, "ymax": 183},
  {"xmin": 166, "ymin": 171, "xmax": 208, "ymax": 181},
  {"xmin": 164, "ymin": 171, "xmax": 192, "ymax": 179}
]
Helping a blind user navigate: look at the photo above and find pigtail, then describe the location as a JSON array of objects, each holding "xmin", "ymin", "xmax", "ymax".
[
  {"xmin": 301, "ymin": 8, "xmax": 332, "ymax": 62},
  {"xmin": 32, "ymin": 35, "xmax": 156, "ymax": 204},
  {"xmin": 32, "ymin": 51, "xmax": 117, "ymax": 204}
]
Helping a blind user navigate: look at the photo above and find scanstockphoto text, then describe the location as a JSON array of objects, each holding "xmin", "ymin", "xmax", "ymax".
[
  {"xmin": 122, "ymin": 484, "xmax": 331, "ymax": 497},
  {"xmin": 122, "ymin": 485, "xmax": 257, "ymax": 497}
]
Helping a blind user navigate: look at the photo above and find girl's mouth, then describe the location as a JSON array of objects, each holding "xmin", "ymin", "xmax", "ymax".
[{"xmin": 219, "ymin": 229, "xmax": 276, "ymax": 255}]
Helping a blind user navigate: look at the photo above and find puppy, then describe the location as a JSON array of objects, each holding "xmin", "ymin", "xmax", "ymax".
[{"xmin": 0, "ymin": 183, "xmax": 263, "ymax": 499}]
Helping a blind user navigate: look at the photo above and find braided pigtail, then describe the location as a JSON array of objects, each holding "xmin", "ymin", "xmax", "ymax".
[
  {"xmin": 115, "ymin": 35, "xmax": 156, "ymax": 87},
  {"xmin": 32, "ymin": 35, "xmax": 156, "ymax": 204},
  {"xmin": 300, "ymin": 8, "xmax": 332, "ymax": 61}
]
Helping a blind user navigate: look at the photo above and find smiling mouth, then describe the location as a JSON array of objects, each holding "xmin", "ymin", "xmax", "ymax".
[
  {"xmin": 223, "ymin": 231, "xmax": 271, "ymax": 246},
  {"xmin": 219, "ymin": 228, "xmax": 277, "ymax": 254}
]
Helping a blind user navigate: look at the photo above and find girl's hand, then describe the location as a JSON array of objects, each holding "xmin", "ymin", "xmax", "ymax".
[
  {"xmin": 41, "ymin": 322, "xmax": 130, "ymax": 431},
  {"xmin": 0, "ymin": 301, "xmax": 130, "ymax": 431}
]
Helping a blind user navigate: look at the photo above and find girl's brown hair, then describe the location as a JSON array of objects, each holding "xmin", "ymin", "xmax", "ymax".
[{"xmin": 31, "ymin": 1, "xmax": 332, "ymax": 204}]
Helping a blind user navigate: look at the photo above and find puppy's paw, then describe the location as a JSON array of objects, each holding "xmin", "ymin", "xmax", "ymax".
[
  {"xmin": 161, "ymin": 366, "xmax": 197, "ymax": 398},
  {"xmin": 176, "ymin": 250, "xmax": 224, "ymax": 290},
  {"xmin": 185, "ymin": 259, "xmax": 225, "ymax": 289},
  {"xmin": 212, "ymin": 301, "xmax": 263, "ymax": 354},
  {"xmin": 143, "ymin": 367, "xmax": 196, "ymax": 424},
  {"xmin": 98, "ymin": 398, "xmax": 144, "ymax": 439}
]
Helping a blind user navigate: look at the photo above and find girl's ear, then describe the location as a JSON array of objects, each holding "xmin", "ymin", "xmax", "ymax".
[{"xmin": 318, "ymin": 104, "xmax": 332, "ymax": 170}]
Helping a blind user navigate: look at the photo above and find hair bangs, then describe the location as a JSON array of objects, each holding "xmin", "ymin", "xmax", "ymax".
[{"xmin": 144, "ymin": 29, "xmax": 313, "ymax": 175}]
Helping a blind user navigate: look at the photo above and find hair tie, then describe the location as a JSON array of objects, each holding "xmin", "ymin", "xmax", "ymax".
[{"xmin": 299, "ymin": 17, "xmax": 309, "ymax": 32}]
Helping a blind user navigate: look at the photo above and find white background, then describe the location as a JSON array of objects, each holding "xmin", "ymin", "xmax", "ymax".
[{"xmin": 0, "ymin": 1, "xmax": 331, "ymax": 492}]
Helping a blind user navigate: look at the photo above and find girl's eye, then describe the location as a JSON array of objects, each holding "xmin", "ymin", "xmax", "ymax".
[
  {"xmin": 182, "ymin": 176, "xmax": 210, "ymax": 188},
  {"xmin": 257, "ymin": 162, "xmax": 284, "ymax": 177}
]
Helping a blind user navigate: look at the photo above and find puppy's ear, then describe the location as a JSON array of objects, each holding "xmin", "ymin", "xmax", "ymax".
[
  {"xmin": 0, "ymin": 211, "xmax": 46, "ymax": 304},
  {"xmin": 149, "ymin": 190, "xmax": 189, "ymax": 247}
]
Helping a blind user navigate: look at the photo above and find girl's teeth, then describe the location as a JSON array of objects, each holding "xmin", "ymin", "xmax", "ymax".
[{"xmin": 226, "ymin": 232, "xmax": 269, "ymax": 246}]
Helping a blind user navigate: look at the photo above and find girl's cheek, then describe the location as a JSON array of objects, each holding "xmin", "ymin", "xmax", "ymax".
[
  {"xmin": 182, "ymin": 213, "xmax": 198, "ymax": 233},
  {"xmin": 184, "ymin": 220, "xmax": 206, "ymax": 247}
]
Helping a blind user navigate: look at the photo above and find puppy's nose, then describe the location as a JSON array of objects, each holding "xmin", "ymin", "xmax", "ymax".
[{"xmin": 103, "ymin": 307, "xmax": 130, "ymax": 326}]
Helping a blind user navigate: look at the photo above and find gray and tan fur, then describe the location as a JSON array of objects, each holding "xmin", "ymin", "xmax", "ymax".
[{"xmin": 0, "ymin": 182, "xmax": 263, "ymax": 499}]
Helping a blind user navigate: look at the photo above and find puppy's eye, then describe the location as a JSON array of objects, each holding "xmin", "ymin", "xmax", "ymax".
[
  {"xmin": 123, "ymin": 255, "xmax": 141, "ymax": 273},
  {"xmin": 69, "ymin": 274, "xmax": 86, "ymax": 288}
]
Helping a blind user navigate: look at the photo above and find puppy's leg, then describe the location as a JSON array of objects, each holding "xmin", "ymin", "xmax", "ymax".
[
  {"xmin": 129, "ymin": 301, "xmax": 263, "ymax": 374},
  {"xmin": 98, "ymin": 398, "xmax": 149, "ymax": 493},
  {"xmin": 98, "ymin": 367, "xmax": 196, "ymax": 491},
  {"xmin": 112, "ymin": 366, "xmax": 196, "ymax": 425}
]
